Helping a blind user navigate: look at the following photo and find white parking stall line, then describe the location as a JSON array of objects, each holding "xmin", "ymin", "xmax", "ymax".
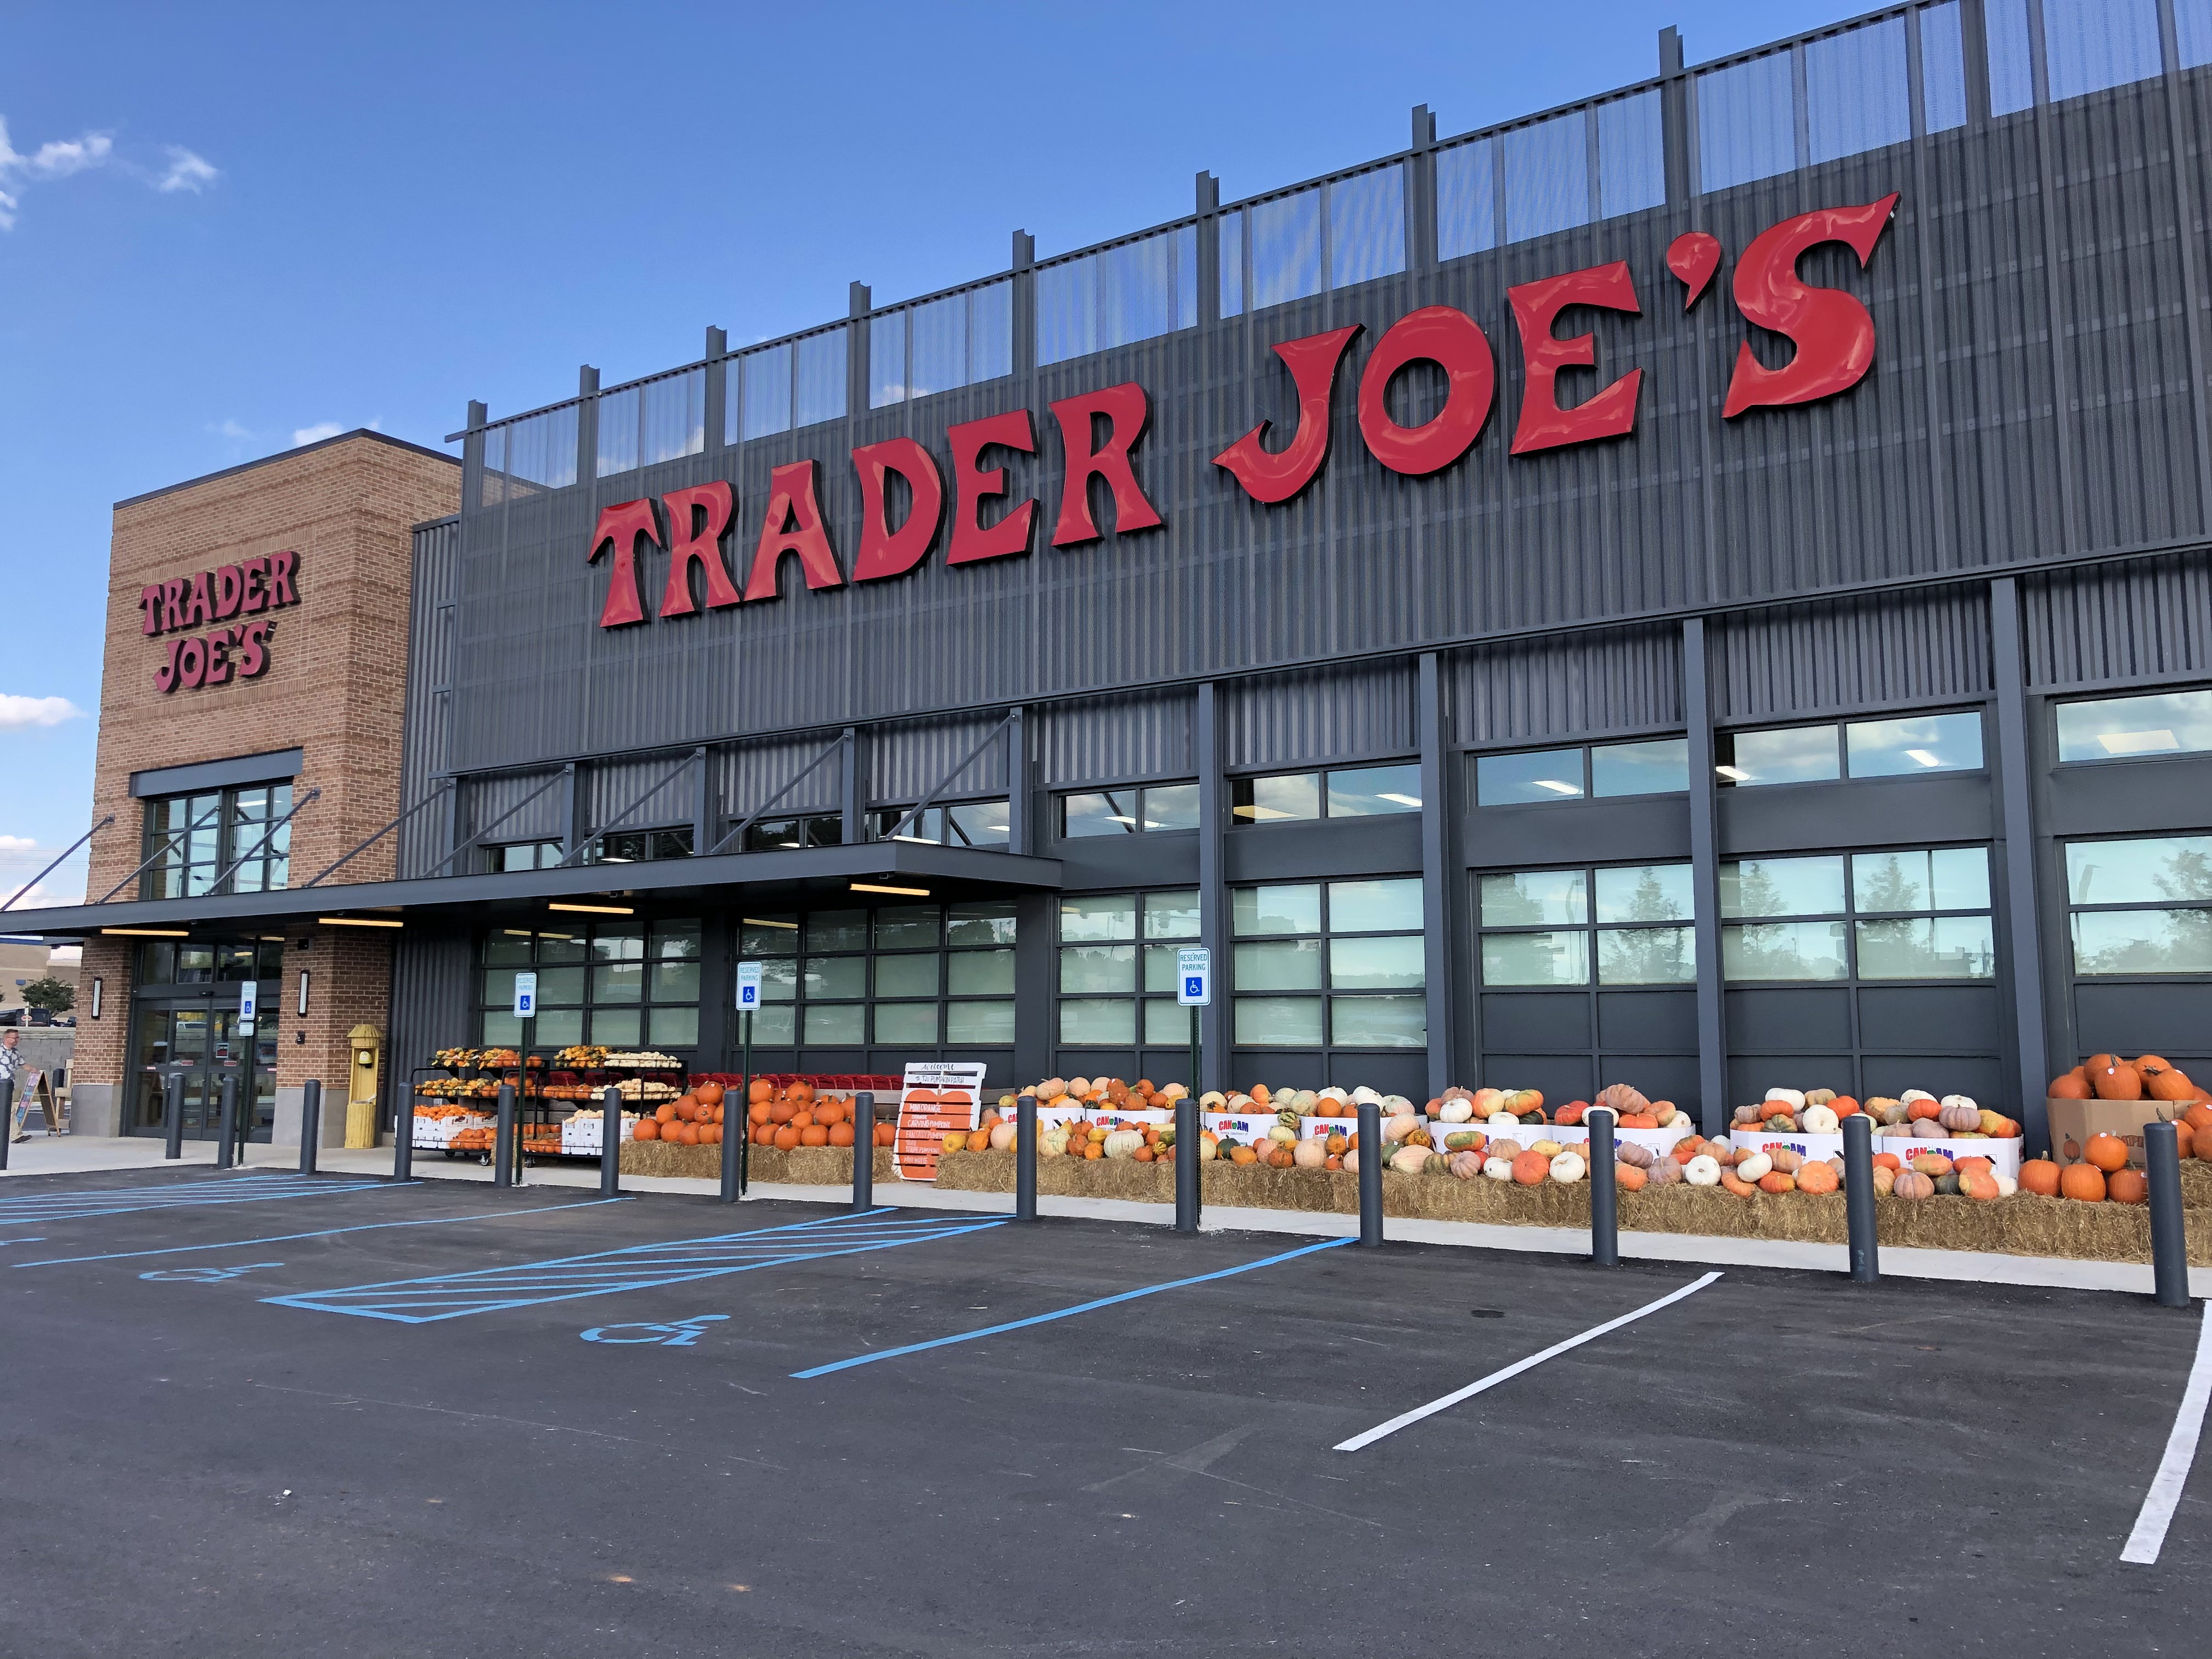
[
  {"xmin": 2121, "ymin": 1301, "xmax": 2212, "ymax": 1565},
  {"xmin": 1334, "ymin": 1271, "xmax": 1724, "ymax": 1452}
]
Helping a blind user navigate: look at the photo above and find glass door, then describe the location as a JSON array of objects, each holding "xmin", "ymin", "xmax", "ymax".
[{"xmin": 128, "ymin": 997, "xmax": 276, "ymax": 1143}]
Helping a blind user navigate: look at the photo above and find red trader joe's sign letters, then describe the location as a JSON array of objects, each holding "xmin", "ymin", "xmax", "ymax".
[
  {"xmin": 588, "ymin": 194, "xmax": 1898, "ymax": 629},
  {"xmin": 140, "ymin": 548, "xmax": 300, "ymax": 693}
]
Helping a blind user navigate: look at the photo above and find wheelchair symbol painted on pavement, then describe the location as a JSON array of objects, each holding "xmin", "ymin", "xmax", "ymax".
[
  {"xmin": 579, "ymin": 1314, "xmax": 729, "ymax": 1347},
  {"xmin": 140, "ymin": 1261, "xmax": 284, "ymax": 1283}
]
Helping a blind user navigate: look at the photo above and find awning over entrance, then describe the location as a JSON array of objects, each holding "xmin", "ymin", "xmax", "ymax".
[{"xmin": 0, "ymin": 842, "xmax": 1065, "ymax": 939}]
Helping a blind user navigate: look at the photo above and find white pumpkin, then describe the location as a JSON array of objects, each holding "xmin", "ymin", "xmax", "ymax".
[
  {"xmin": 1351, "ymin": 1085, "xmax": 1384, "ymax": 1107},
  {"xmin": 1381, "ymin": 1094, "xmax": 1414, "ymax": 1114},
  {"xmin": 1764, "ymin": 1087, "xmax": 1807, "ymax": 1109},
  {"xmin": 1482, "ymin": 1155, "xmax": 1515, "ymax": 1181},
  {"xmin": 1317, "ymin": 1086, "xmax": 1350, "ymax": 1105},
  {"xmin": 1102, "ymin": 1130, "xmax": 1145, "ymax": 1160},
  {"xmin": 1801, "ymin": 1105, "xmax": 1841, "ymax": 1134},
  {"xmin": 1389, "ymin": 1144, "xmax": 1430, "ymax": 1175},
  {"xmin": 1735, "ymin": 1151, "xmax": 1773, "ymax": 1182},
  {"xmin": 1342, "ymin": 1147, "xmax": 1358, "ymax": 1174},
  {"xmin": 1266, "ymin": 1124, "xmax": 1298, "ymax": 1145},
  {"xmin": 1994, "ymin": 1172, "xmax": 2018, "ymax": 1197},
  {"xmin": 1158, "ymin": 1082, "xmax": 1188, "ymax": 1101},
  {"xmin": 1485, "ymin": 1111, "xmax": 1521, "ymax": 1132},
  {"xmin": 1549, "ymin": 1150, "xmax": 1587, "ymax": 1183},
  {"xmin": 1900, "ymin": 1088, "xmax": 1934, "ymax": 1104},
  {"xmin": 1940, "ymin": 1093, "xmax": 1978, "ymax": 1114},
  {"xmin": 1200, "ymin": 1091, "xmax": 1227, "ymax": 1110},
  {"xmin": 1683, "ymin": 1154, "xmax": 1723, "ymax": 1187},
  {"xmin": 1040, "ymin": 1131, "xmax": 1068, "ymax": 1158},
  {"xmin": 1383, "ymin": 1112, "xmax": 1419, "ymax": 1144},
  {"xmin": 1438, "ymin": 1096, "xmax": 1476, "ymax": 1125},
  {"xmin": 1292, "ymin": 1138, "xmax": 1327, "ymax": 1170}
]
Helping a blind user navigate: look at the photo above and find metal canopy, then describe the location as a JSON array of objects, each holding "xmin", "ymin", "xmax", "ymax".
[{"xmin": 5, "ymin": 842, "xmax": 1064, "ymax": 939}]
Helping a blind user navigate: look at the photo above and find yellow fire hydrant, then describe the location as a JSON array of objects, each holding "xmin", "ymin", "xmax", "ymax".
[{"xmin": 344, "ymin": 1022, "xmax": 383, "ymax": 1149}]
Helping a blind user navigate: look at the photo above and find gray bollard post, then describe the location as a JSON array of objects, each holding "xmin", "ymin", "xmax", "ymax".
[
  {"xmin": 715, "ymin": 1082, "xmax": 742, "ymax": 1203},
  {"xmin": 606, "ymin": 1086, "xmax": 628, "ymax": 1200},
  {"xmin": 1015, "ymin": 1096, "xmax": 1038, "ymax": 1223},
  {"xmin": 0, "ymin": 1077, "xmax": 11, "ymax": 1171},
  {"xmin": 213, "ymin": 1074, "xmax": 239, "ymax": 1170},
  {"xmin": 2146, "ymin": 1120, "xmax": 2190, "ymax": 1308},
  {"xmin": 853, "ymin": 1092, "xmax": 876, "ymax": 1212},
  {"xmin": 1843, "ymin": 1111, "xmax": 1878, "ymax": 1284},
  {"xmin": 298, "ymin": 1078, "xmax": 322, "ymax": 1176},
  {"xmin": 393, "ymin": 1076, "xmax": 415, "ymax": 1182},
  {"xmin": 1588, "ymin": 1106, "xmax": 1619, "ymax": 1267},
  {"xmin": 1357, "ymin": 1099, "xmax": 1384, "ymax": 1247},
  {"xmin": 1175, "ymin": 1097, "xmax": 1199, "ymax": 1234},
  {"xmin": 165, "ymin": 1073, "xmax": 185, "ymax": 1160},
  {"xmin": 493, "ymin": 1083, "xmax": 516, "ymax": 1189}
]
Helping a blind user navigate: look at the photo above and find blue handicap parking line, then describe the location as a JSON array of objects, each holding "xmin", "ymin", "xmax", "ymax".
[
  {"xmin": 263, "ymin": 1207, "xmax": 1011, "ymax": 1324},
  {"xmin": 792, "ymin": 1235, "xmax": 1355, "ymax": 1379},
  {"xmin": 0, "ymin": 1173, "xmax": 408, "ymax": 1225},
  {"xmin": 12, "ymin": 1195, "xmax": 634, "ymax": 1268}
]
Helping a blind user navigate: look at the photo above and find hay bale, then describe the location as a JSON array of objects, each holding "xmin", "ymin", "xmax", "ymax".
[
  {"xmin": 2183, "ymin": 1160, "xmax": 2212, "ymax": 1209},
  {"xmin": 619, "ymin": 1141, "xmax": 893, "ymax": 1186},
  {"xmin": 935, "ymin": 1149, "xmax": 1173, "ymax": 1204}
]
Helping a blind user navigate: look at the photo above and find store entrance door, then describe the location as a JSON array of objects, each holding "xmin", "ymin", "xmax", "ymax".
[{"xmin": 132, "ymin": 1000, "xmax": 276, "ymax": 1147}]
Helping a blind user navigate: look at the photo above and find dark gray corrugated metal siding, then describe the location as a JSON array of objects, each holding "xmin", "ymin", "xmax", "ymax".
[
  {"xmin": 1034, "ymin": 692, "xmax": 1194, "ymax": 786},
  {"xmin": 720, "ymin": 736, "xmax": 842, "ymax": 817},
  {"xmin": 586, "ymin": 755, "xmax": 696, "ymax": 829},
  {"xmin": 387, "ymin": 927, "xmax": 473, "ymax": 1109},
  {"xmin": 396, "ymin": 517, "xmax": 459, "ymax": 880},
  {"xmin": 1450, "ymin": 627, "xmax": 1683, "ymax": 744},
  {"xmin": 1222, "ymin": 661, "xmax": 1416, "ymax": 769},
  {"xmin": 871, "ymin": 718, "xmax": 1008, "ymax": 803},
  {"xmin": 465, "ymin": 769, "xmax": 565, "ymax": 844},
  {"xmin": 1708, "ymin": 588, "xmax": 1993, "ymax": 723},
  {"xmin": 2020, "ymin": 553, "xmax": 2212, "ymax": 687}
]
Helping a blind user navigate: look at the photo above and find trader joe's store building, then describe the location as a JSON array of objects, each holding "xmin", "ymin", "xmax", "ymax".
[{"xmin": 17, "ymin": 3, "xmax": 2212, "ymax": 1153}]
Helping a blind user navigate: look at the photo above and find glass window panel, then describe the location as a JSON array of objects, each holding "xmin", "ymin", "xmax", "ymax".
[
  {"xmin": 1851, "ymin": 848, "xmax": 1990, "ymax": 915},
  {"xmin": 1062, "ymin": 790, "xmax": 1137, "ymax": 837},
  {"xmin": 1217, "ymin": 211, "xmax": 1244, "ymax": 317},
  {"xmin": 740, "ymin": 343, "xmax": 792, "ymax": 439},
  {"xmin": 946, "ymin": 801, "xmax": 1010, "ymax": 848},
  {"xmin": 1595, "ymin": 89, "xmax": 1665, "ymax": 218},
  {"xmin": 1857, "ymin": 915, "xmax": 1995, "ymax": 980},
  {"xmin": 537, "ymin": 966, "xmax": 586, "ymax": 1005},
  {"xmin": 1235, "ymin": 938, "xmax": 1324, "ymax": 991},
  {"xmin": 535, "ymin": 1008, "xmax": 586, "ymax": 1046},
  {"xmin": 1329, "ymin": 165, "xmax": 1404, "ymax": 288},
  {"xmin": 1921, "ymin": 1, "xmax": 1970, "ymax": 132},
  {"xmin": 1721, "ymin": 725, "xmax": 1839, "ymax": 786},
  {"xmin": 1232, "ymin": 772, "xmax": 1322, "ymax": 823},
  {"xmin": 1060, "ymin": 943, "xmax": 1136, "ymax": 994},
  {"xmin": 1144, "ymin": 997, "xmax": 1190, "ymax": 1046},
  {"xmin": 1475, "ymin": 748, "xmax": 1584, "ymax": 804},
  {"xmin": 592, "ymin": 932, "xmax": 644, "ymax": 962},
  {"xmin": 484, "ymin": 934, "xmax": 533, "ymax": 966},
  {"xmin": 1435, "ymin": 137, "xmax": 1496, "ymax": 260},
  {"xmin": 874, "ymin": 906, "xmax": 940, "ymax": 950},
  {"xmin": 1329, "ymin": 934, "xmax": 1423, "ymax": 990},
  {"xmin": 1723, "ymin": 921, "xmax": 1850, "ymax": 981},
  {"xmin": 1599, "ymin": 926, "xmax": 1696, "ymax": 984},
  {"xmin": 804, "ymin": 1003, "xmax": 864, "ymax": 1045},
  {"xmin": 874, "ymin": 1002, "xmax": 939, "ymax": 1045},
  {"xmin": 1719, "ymin": 855, "xmax": 1847, "ymax": 918},
  {"xmin": 1093, "ymin": 230, "xmax": 1188, "ymax": 351},
  {"xmin": 481, "ymin": 1011, "xmax": 522, "ymax": 1046},
  {"xmin": 1143, "ymin": 943, "xmax": 1183, "ymax": 994},
  {"xmin": 592, "ymin": 962, "xmax": 644, "ymax": 1003},
  {"xmin": 1987, "ymin": 0, "xmax": 2036, "ymax": 115},
  {"xmin": 641, "ymin": 370, "xmax": 704, "ymax": 464},
  {"xmin": 652, "ymin": 921, "xmax": 701, "ymax": 960},
  {"xmin": 1329, "ymin": 878, "xmax": 1424, "ymax": 933},
  {"xmin": 1144, "ymin": 890, "xmax": 1201, "ymax": 939},
  {"xmin": 2065, "ymin": 837, "xmax": 2212, "ymax": 905},
  {"xmin": 1331, "ymin": 995, "xmax": 1425, "ymax": 1048},
  {"xmin": 1035, "ymin": 256, "xmax": 1097, "ymax": 366},
  {"xmin": 647, "ymin": 1006, "xmax": 698, "ymax": 1047},
  {"xmin": 1502, "ymin": 110, "xmax": 1589, "ymax": 242},
  {"xmin": 1325, "ymin": 763, "xmax": 1422, "ymax": 816},
  {"xmin": 874, "ymin": 954, "xmax": 938, "ymax": 998},
  {"xmin": 591, "ymin": 1008, "xmax": 641, "ymax": 1046},
  {"xmin": 1699, "ymin": 51, "xmax": 1798, "ymax": 191},
  {"xmin": 1141, "ymin": 783, "xmax": 1200, "ymax": 831},
  {"xmin": 933, "ymin": 904, "xmax": 1012, "ymax": 950},
  {"xmin": 1233, "ymin": 883, "xmax": 1322, "ymax": 936},
  {"xmin": 1479, "ymin": 869, "xmax": 1587, "ymax": 927},
  {"xmin": 2056, "ymin": 689, "xmax": 2212, "ymax": 761},
  {"xmin": 794, "ymin": 330, "xmax": 847, "ymax": 427},
  {"xmin": 1805, "ymin": 18, "xmax": 1910, "ymax": 165},
  {"xmin": 740, "ymin": 915, "xmax": 800, "ymax": 955},
  {"xmin": 1059, "ymin": 997, "xmax": 1135, "ymax": 1045},
  {"xmin": 804, "ymin": 957, "xmax": 866, "ymax": 1000},
  {"xmin": 1249, "ymin": 187, "xmax": 1323, "ymax": 309},
  {"xmin": 2182, "ymin": 0, "xmax": 2212, "ymax": 69},
  {"xmin": 909, "ymin": 292, "xmax": 967, "ymax": 398},
  {"xmin": 1481, "ymin": 930, "xmax": 1590, "ymax": 986},
  {"xmin": 758, "ymin": 958, "xmax": 799, "ymax": 1002},
  {"xmin": 482, "ymin": 968, "xmax": 518, "ymax": 1007},
  {"xmin": 513, "ymin": 404, "xmax": 579, "ymax": 488},
  {"xmin": 538, "ymin": 932, "xmax": 586, "ymax": 964},
  {"xmin": 970, "ymin": 281, "xmax": 1013, "ymax": 382},
  {"xmin": 595, "ymin": 386, "xmax": 639, "ymax": 478},
  {"xmin": 177, "ymin": 945, "xmax": 214, "ymax": 983},
  {"xmin": 1594, "ymin": 864, "xmax": 1694, "ymax": 923},
  {"xmin": 2073, "ymin": 909, "xmax": 2212, "ymax": 975},
  {"xmin": 1059, "ymin": 894, "xmax": 1136, "ymax": 941},
  {"xmin": 805, "ymin": 910, "xmax": 867, "ymax": 952},
  {"xmin": 1846, "ymin": 712, "xmax": 1984, "ymax": 777},
  {"xmin": 2044, "ymin": 0, "xmax": 2163, "ymax": 101},
  {"xmin": 752, "ymin": 1005, "xmax": 796, "ymax": 1045},
  {"xmin": 948, "ymin": 949, "xmax": 1015, "ymax": 995},
  {"xmin": 869, "ymin": 311, "xmax": 907, "ymax": 408},
  {"xmin": 1235, "ymin": 995, "xmax": 1323, "ymax": 1047},
  {"xmin": 1592, "ymin": 738, "xmax": 1689, "ymax": 798},
  {"xmin": 947, "ymin": 1000, "xmax": 1018, "ymax": 1045}
]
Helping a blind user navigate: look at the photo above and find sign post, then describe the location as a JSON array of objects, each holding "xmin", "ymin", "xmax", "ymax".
[
  {"xmin": 726, "ymin": 961, "xmax": 763, "ymax": 1203},
  {"xmin": 511, "ymin": 972, "xmax": 537, "ymax": 1187},
  {"xmin": 1177, "ymin": 946, "xmax": 1211, "ymax": 1103}
]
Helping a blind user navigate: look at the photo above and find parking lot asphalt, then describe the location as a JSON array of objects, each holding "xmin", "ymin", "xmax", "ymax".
[{"xmin": 2, "ymin": 1166, "xmax": 2205, "ymax": 1658}]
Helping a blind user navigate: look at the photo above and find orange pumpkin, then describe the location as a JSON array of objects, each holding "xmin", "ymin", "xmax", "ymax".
[
  {"xmin": 772, "ymin": 1125, "xmax": 800, "ymax": 1151},
  {"xmin": 1796, "ymin": 1160, "xmax": 1840, "ymax": 1195},
  {"xmin": 1906, "ymin": 1097, "xmax": 1944, "ymax": 1122},
  {"xmin": 634, "ymin": 1118, "xmax": 659, "ymax": 1141},
  {"xmin": 1510, "ymin": 1150, "xmax": 1550, "ymax": 1184},
  {"xmin": 768, "ymin": 1101, "xmax": 796, "ymax": 1125},
  {"xmin": 655, "ymin": 1102, "xmax": 678, "ymax": 1124},
  {"xmin": 2018, "ymin": 1158, "xmax": 2062, "ymax": 1197},
  {"xmin": 1757, "ymin": 1171, "xmax": 1796, "ymax": 1194},
  {"xmin": 1872, "ymin": 1152, "xmax": 1901, "ymax": 1171},
  {"xmin": 2084, "ymin": 1133, "xmax": 2130, "ymax": 1173},
  {"xmin": 828, "ymin": 1121, "xmax": 855, "ymax": 1147},
  {"xmin": 2089, "ymin": 1058, "xmax": 2144, "ymax": 1101},
  {"xmin": 799, "ymin": 1125, "xmax": 828, "ymax": 1147},
  {"xmin": 1959, "ymin": 1168, "xmax": 2001, "ymax": 1201},
  {"xmin": 1619, "ymin": 1113, "xmax": 1659, "ymax": 1130},
  {"xmin": 2107, "ymin": 1167, "xmax": 2149, "ymax": 1205},
  {"xmin": 2047, "ymin": 1071, "xmax": 2092, "ymax": 1100},
  {"xmin": 1718, "ymin": 1171, "xmax": 1758, "ymax": 1198},
  {"xmin": 2057, "ymin": 1163, "xmax": 2106, "ymax": 1201},
  {"xmin": 1829, "ymin": 1096, "xmax": 1862, "ymax": 1118},
  {"xmin": 748, "ymin": 1078, "xmax": 774, "ymax": 1104},
  {"xmin": 2148, "ymin": 1068, "xmax": 2198, "ymax": 1103},
  {"xmin": 1615, "ymin": 1163, "xmax": 1648, "ymax": 1192}
]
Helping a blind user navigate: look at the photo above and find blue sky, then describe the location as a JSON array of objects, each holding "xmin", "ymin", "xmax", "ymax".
[{"xmin": 0, "ymin": 0, "xmax": 1848, "ymax": 909}]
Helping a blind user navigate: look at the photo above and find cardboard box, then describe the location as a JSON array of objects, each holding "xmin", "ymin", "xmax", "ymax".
[
  {"xmin": 1731, "ymin": 1127, "xmax": 2022, "ymax": 1177},
  {"xmin": 2045, "ymin": 1098, "xmax": 2191, "ymax": 1171}
]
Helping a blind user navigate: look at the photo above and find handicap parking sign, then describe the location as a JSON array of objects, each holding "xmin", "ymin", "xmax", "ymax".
[
  {"xmin": 735, "ymin": 960, "xmax": 763, "ymax": 1011},
  {"xmin": 1176, "ymin": 947, "xmax": 1211, "ymax": 1007},
  {"xmin": 513, "ymin": 971, "xmax": 538, "ymax": 1019}
]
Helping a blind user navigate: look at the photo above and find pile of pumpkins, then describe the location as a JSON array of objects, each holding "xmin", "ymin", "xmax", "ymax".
[
  {"xmin": 1734, "ymin": 1087, "xmax": 2024, "ymax": 1140},
  {"xmin": 1431, "ymin": 1082, "xmax": 1691, "ymax": 1132},
  {"xmin": 631, "ymin": 1080, "xmax": 728, "ymax": 1144},
  {"xmin": 1028, "ymin": 1076, "xmax": 1189, "ymax": 1111},
  {"xmin": 2017, "ymin": 1120, "xmax": 2212, "ymax": 1200},
  {"xmin": 2051, "ymin": 1053, "xmax": 2209, "ymax": 1106},
  {"xmin": 736, "ymin": 1078, "xmax": 900, "ymax": 1150}
]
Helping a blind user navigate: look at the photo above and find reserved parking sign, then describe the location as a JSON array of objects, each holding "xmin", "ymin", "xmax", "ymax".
[{"xmin": 1176, "ymin": 947, "xmax": 1211, "ymax": 1006}]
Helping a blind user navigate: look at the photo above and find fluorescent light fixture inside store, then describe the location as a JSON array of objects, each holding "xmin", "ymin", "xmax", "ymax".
[{"xmin": 742, "ymin": 916, "xmax": 798, "ymax": 930}]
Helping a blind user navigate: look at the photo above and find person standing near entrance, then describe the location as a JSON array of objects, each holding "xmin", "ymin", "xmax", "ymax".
[{"xmin": 1, "ymin": 1028, "xmax": 28, "ymax": 1142}]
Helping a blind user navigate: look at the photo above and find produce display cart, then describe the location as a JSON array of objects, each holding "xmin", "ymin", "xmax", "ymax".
[{"xmin": 409, "ymin": 1046, "xmax": 687, "ymax": 1165}]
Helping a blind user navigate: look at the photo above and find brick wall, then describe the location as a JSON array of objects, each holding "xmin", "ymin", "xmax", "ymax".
[{"xmin": 75, "ymin": 432, "xmax": 458, "ymax": 1106}]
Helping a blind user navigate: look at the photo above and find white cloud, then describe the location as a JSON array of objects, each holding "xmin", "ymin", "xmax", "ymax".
[
  {"xmin": 293, "ymin": 421, "xmax": 343, "ymax": 447},
  {"xmin": 216, "ymin": 417, "xmax": 252, "ymax": 441},
  {"xmin": 0, "ymin": 695, "xmax": 84, "ymax": 731},
  {"xmin": 2, "ymin": 877, "xmax": 84, "ymax": 910},
  {"xmin": 0, "ymin": 835, "xmax": 36, "ymax": 852},
  {"xmin": 155, "ymin": 146, "xmax": 218, "ymax": 194}
]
